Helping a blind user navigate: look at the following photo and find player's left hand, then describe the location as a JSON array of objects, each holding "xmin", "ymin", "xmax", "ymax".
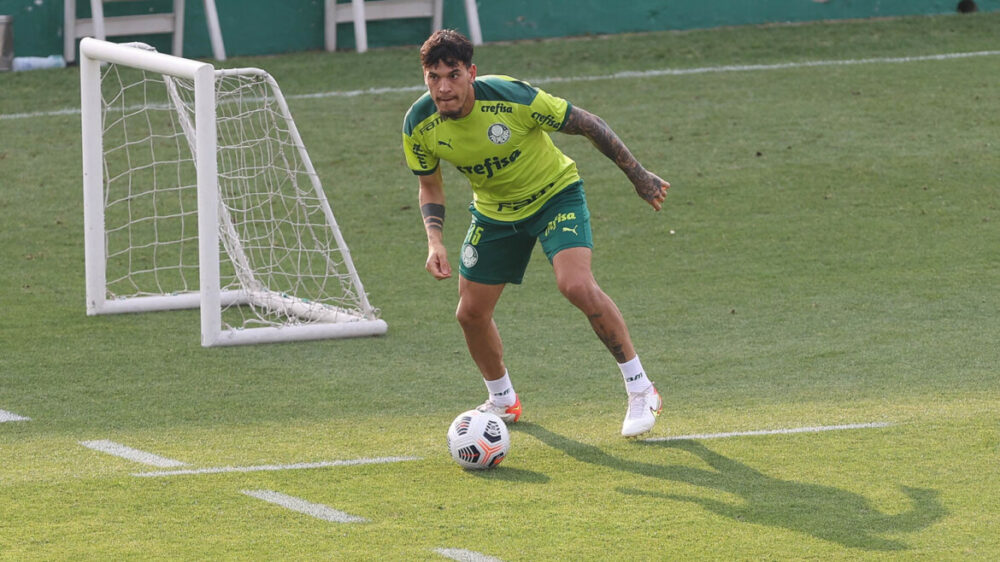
[{"xmin": 634, "ymin": 171, "xmax": 669, "ymax": 211}]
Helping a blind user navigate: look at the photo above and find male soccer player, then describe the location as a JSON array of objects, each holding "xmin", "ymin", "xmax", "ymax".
[{"xmin": 402, "ymin": 30, "xmax": 670, "ymax": 437}]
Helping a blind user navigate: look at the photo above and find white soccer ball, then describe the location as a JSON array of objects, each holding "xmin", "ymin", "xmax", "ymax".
[{"xmin": 447, "ymin": 410, "xmax": 510, "ymax": 470}]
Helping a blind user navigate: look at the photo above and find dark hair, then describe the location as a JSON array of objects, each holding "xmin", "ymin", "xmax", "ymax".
[{"xmin": 420, "ymin": 29, "xmax": 473, "ymax": 68}]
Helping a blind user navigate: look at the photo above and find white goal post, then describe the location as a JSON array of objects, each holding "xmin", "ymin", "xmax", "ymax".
[{"xmin": 79, "ymin": 38, "xmax": 387, "ymax": 346}]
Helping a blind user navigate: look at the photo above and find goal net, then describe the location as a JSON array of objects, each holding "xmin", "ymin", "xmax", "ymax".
[{"xmin": 80, "ymin": 38, "xmax": 387, "ymax": 346}]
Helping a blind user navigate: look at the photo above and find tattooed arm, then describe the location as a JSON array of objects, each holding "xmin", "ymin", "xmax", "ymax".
[
  {"xmin": 418, "ymin": 168, "xmax": 452, "ymax": 280},
  {"xmin": 561, "ymin": 106, "xmax": 669, "ymax": 210}
]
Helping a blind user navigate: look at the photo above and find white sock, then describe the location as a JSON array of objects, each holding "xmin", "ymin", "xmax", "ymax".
[
  {"xmin": 484, "ymin": 371, "xmax": 516, "ymax": 406},
  {"xmin": 619, "ymin": 356, "xmax": 652, "ymax": 394}
]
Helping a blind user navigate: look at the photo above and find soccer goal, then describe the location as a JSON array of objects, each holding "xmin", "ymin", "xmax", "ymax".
[{"xmin": 79, "ymin": 38, "xmax": 387, "ymax": 346}]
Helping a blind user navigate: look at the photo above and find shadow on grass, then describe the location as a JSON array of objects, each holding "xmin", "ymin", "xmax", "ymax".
[
  {"xmin": 468, "ymin": 466, "xmax": 550, "ymax": 483},
  {"xmin": 514, "ymin": 423, "xmax": 945, "ymax": 551}
]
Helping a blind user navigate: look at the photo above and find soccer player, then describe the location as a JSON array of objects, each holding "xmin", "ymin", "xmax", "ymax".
[{"xmin": 402, "ymin": 30, "xmax": 670, "ymax": 437}]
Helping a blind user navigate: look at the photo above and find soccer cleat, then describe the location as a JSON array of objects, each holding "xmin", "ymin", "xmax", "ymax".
[
  {"xmin": 476, "ymin": 394, "xmax": 522, "ymax": 423},
  {"xmin": 621, "ymin": 384, "xmax": 662, "ymax": 437}
]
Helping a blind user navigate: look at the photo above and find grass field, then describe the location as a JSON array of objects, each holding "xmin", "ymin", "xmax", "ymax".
[{"xmin": 2, "ymin": 13, "xmax": 999, "ymax": 560}]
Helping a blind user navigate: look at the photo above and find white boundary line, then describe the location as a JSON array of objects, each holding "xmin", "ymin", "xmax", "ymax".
[
  {"xmin": 80, "ymin": 439, "xmax": 188, "ymax": 467},
  {"xmin": 530, "ymin": 50, "xmax": 1000, "ymax": 85},
  {"xmin": 644, "ymin": 422, "xmax": 892, "ymax": 442},
  {"xmin": 0, "ymin": 409, "xmax": 31, "ymax": 422},
  {"xmin": 434, "ymin": 548, "xmax": 505, "ymax": 562},
  {"xmin": 3, "ymin": 50, "xmax": 999, "ymax": 121},
  {"xmin": 133, "ymin": 456, "xmax": 421, "ymax": 477},
  {"xmin": 242, "ymin": 489, "xmax": 369, "ymax": 523},
  {"xmin": 288, "ymin": 50, "xmax": 1000, "ymax": 100}
]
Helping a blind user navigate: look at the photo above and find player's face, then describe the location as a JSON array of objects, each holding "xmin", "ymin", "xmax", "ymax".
[{"xmin": 423, "ymin": 61, "xmax": 477, "ymax": 119}]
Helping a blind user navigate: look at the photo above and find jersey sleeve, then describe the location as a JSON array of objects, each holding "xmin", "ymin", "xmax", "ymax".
[
  {"xmin": 402, "ymin": 130, "xmax": 439, "ymax": 176},
  {"xmin": 527, "ymin": 87, "xmax": 573, "ymax": 132}
]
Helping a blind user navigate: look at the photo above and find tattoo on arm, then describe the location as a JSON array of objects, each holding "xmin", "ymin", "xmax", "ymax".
[
  {"xmin": 562, "ymin": 106, "xmax": 666, "ymax": 207},
  {"xmin": 562, "ymin": 107, "xmax": 644, "ymax": 183},
  {"xmin": 420, "ymin": 203, "xmax": 445, "ymax": 231}
]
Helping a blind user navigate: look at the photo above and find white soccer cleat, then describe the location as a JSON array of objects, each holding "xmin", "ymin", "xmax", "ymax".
[
  {"xmin": 475, "ymin": 394, "xmax": 522, "ymax": 423},
  {"xmin": 622, "ymin": 385, "xmax": 662, "ymax": 437}
]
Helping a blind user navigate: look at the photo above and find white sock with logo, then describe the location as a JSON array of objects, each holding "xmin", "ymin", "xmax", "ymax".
[
  {"xmin": 619, "ymin": 356, "xmax": 652, "ymax": 394},
  {"xmin": 484, "ymin": 371, "xmax": 516, "ymax": 407}
]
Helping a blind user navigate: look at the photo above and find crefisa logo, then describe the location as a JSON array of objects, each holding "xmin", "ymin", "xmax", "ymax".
[{"xmin": 487, "ymin": 123, "xmax": 511, "ymax": 144}]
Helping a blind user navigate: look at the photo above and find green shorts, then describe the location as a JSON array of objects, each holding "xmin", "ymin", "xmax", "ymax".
[{"xmin": 459, "ymin": 181, "xmax": 593, "ymax": 285}]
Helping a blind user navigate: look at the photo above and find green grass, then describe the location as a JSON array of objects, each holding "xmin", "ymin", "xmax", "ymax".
[{"xmin": 2, "ymin": 12, "xmax": 999, "ymax": 560}]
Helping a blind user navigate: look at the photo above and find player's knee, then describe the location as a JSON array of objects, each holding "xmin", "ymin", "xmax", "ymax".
[
  {"xmin": 455, "ymin": 301, "xmax": 490, "ymax": 329},
  {"xmin": 558, "ymin": 278, "xmax": 602, "ymax": 311}
]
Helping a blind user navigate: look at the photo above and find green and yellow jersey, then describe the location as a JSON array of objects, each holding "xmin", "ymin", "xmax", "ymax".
[{"xmin": 402, "ymin": 75, "xmax": 581, "ymax": 222}]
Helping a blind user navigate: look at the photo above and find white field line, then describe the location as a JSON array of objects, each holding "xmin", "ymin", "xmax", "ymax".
[
  {"xmin": 3, "ymin": 50, "xmax": 999, "ymax": 122},
  {"xmin": 644, "ymin": 422, "xmax": 892, "ymax": 442},
  {"xmin": 434, "ymin": 548, "xmax": 505, "ymax": 562},
  {"xmin": 0, "ymin": 409, "xmax": 31, "ymax": 422},
  {"xmin": 79, "ymin": 439, "xmax": 188, "ymax": 467},
  {"xmin": 529, "ymin": 50, "xmax": 1000, "ymax": 85},
  {"xmin": 242, "ymin": 489, "xmax": 369, "ymax": 523},
  {"xmin": 132, "ymin": 455, "xmax": 421, "ymax": 477}
]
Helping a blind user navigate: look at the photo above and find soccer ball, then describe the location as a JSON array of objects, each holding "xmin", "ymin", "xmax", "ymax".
[{"xmin": 447, "ymin": 410, "xmax": 510, "ymax": 469}]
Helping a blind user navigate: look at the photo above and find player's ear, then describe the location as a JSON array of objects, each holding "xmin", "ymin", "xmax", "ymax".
[{"xmin": 468, "ymin": 63, "xmax": 477, "ymax": 81}]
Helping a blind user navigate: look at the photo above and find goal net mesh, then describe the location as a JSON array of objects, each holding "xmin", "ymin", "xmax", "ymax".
[{"xmin": 99, "ymin": 58, "xmax": 377, "ymax": 330}]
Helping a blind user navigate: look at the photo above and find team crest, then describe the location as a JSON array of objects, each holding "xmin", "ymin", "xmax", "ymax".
[
  {"xmin": 487, "ymin": 123, "xmax": 511, "ymax": 144},
  {"xmin": 461, "ymin": 244, "xmax": 479, "ymax": 268}
]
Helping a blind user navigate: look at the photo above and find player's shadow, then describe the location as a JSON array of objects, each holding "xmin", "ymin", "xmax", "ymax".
[{"xmin": 515, "ymin": 423, "xmax": 945, "ymax": 551}]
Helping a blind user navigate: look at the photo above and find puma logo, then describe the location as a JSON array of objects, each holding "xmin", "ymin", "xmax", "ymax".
[
  {"xmin": 562, "ymin": 225, "xmax": 579, "ymax": 235},
  {"xmin": 438, "ymin": 139, "xmax": 453, "ymax": 149}
]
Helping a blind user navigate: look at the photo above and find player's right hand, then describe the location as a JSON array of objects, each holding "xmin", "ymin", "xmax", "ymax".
[
  {"xmin": 634, "ymin": 171, "xmax": 669, "ymax": 211},
  {"xmin": 426, "ymin": 245, "xmax": 452, "ymax": 280}
]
